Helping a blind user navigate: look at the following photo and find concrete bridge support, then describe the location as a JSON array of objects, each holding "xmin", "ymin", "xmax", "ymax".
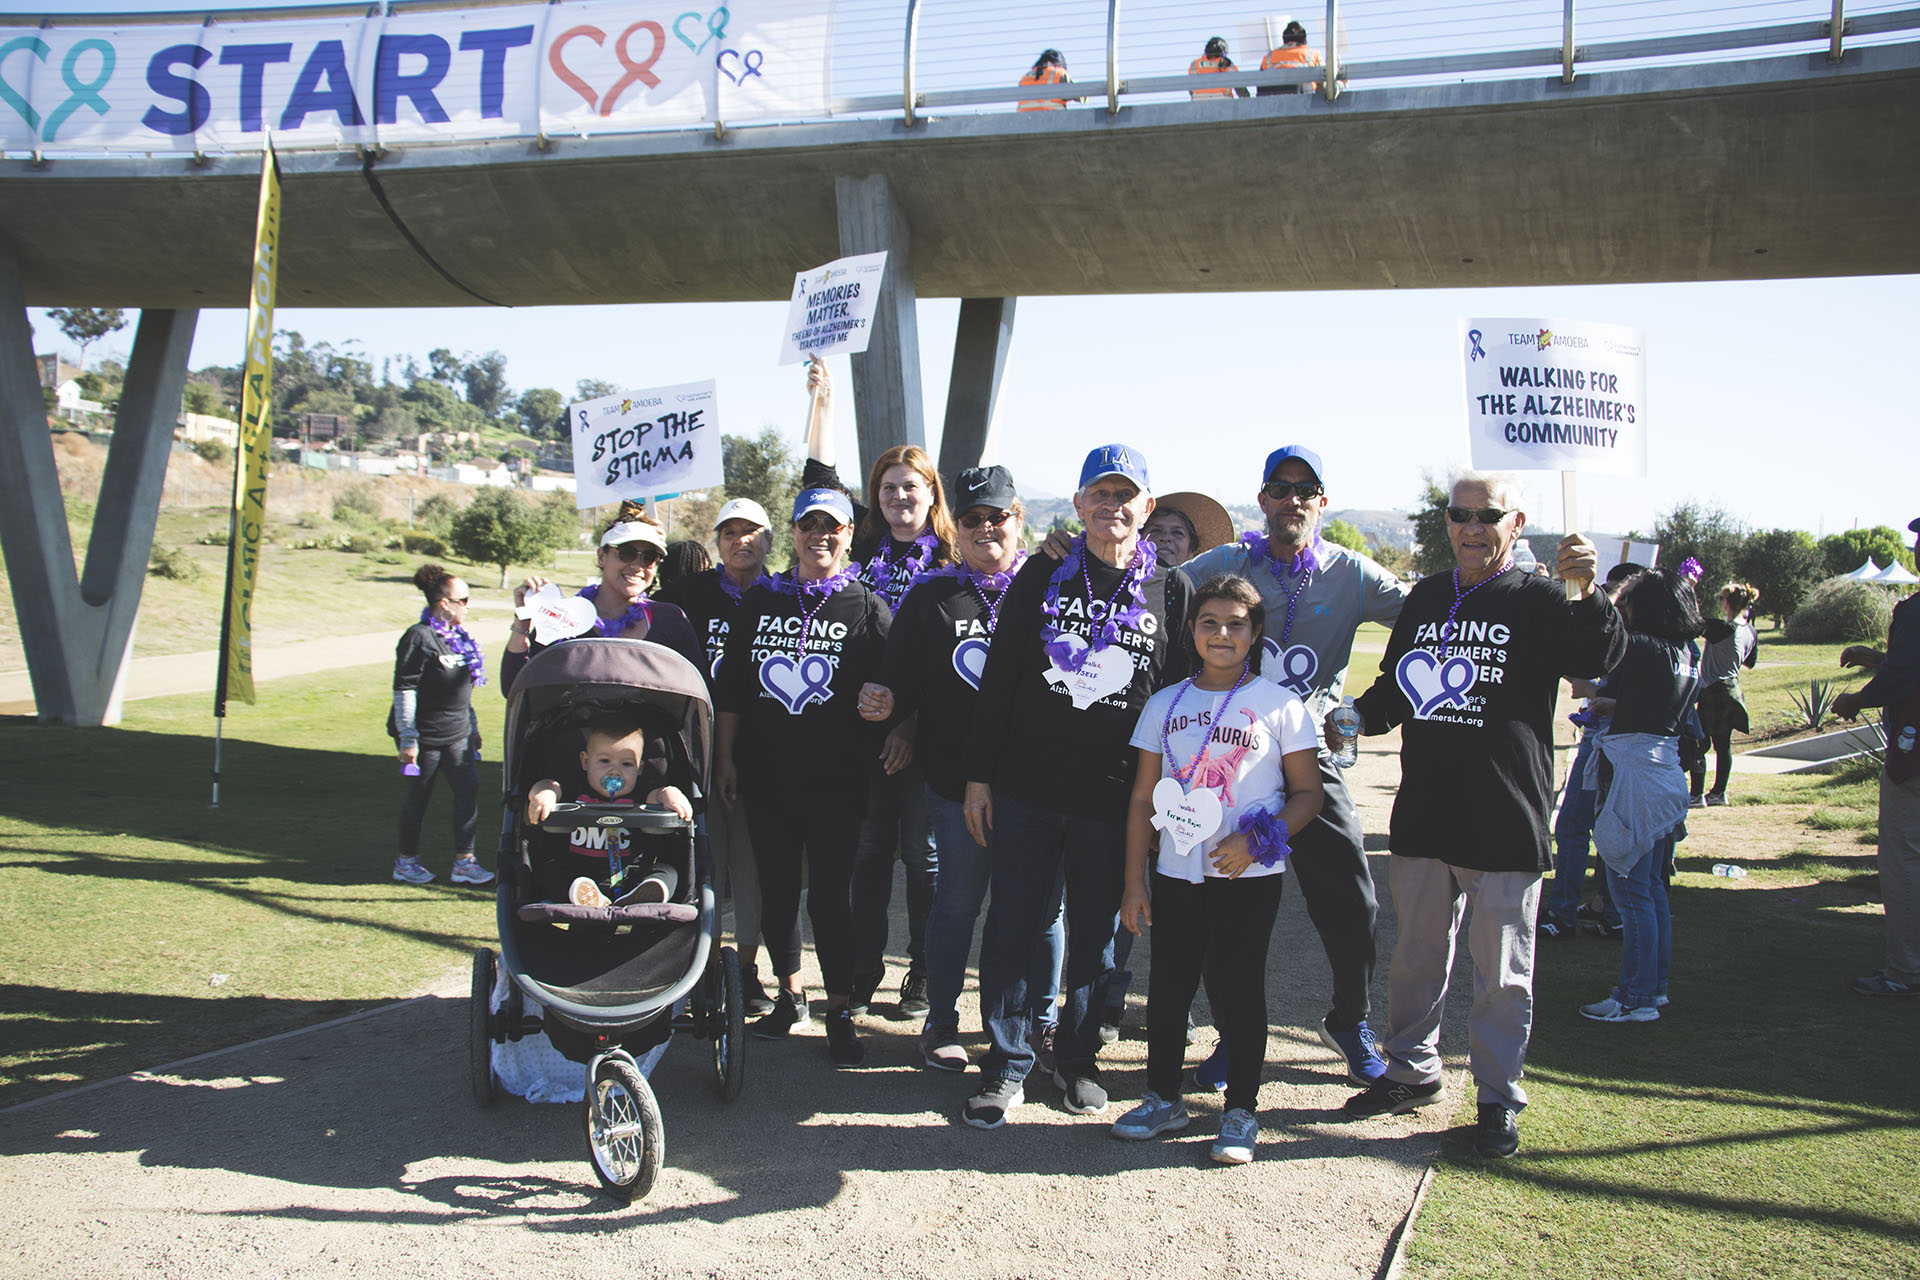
[
  {"xmin": 0, "ymin": 239, "xmax": 198, "ymax": 725},
  {"xmin": 938, "ymin": 297, "xmax": 1016, "ymax": 484}
]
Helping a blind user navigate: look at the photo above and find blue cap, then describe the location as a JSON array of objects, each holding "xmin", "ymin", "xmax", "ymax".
[
  {"xmin": 791, "ymin": 487, "xmax": 855, "ymax": 525},
  {"xmin": 1262, "ymin": 444, "xmax": 1324, "ymax": 485},
  {"xmin": 1078, "ymin": 443, "xmax": 1151, "ymax": 494}
]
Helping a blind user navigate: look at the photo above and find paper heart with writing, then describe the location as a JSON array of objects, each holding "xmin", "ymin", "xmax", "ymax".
[
  {"xmin": 951, "ymin": 637, "xmax": 990, "ymax": 691},
  {"xmin": 759, "ymin": 652, "xmax": 837, "ymax": 715},
  {"xmin": 517, "ymin": 584, "xmax": 598, "ymax": 645},
  {"xmin": 1149, "ymin": 777, "xmax": 1224, "ymax": 857},
  {"xmin": 1395, "ymin": 648, "xmax": 1479, "ymax": 719},
  {"xmin": 1043, "ymin": 640, "xmax": 1135, "ymax": 710}
]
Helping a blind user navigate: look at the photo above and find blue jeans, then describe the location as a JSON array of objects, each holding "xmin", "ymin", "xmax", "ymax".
[
  {"xmin": 976, "ymin": 790, "xmax": 1126, "ymax": 1083},
  {"xmin": 924, "ymin": 788, "xmax": 1064, "ymax": 1031},
  {"xmin": 851, "ymin": 759, "xmax": 937, "ymax": 991},
  {"xmin": 1548, "ymin": 736, "xmax": 1600, "ymax": 927},
  {"xmin": 1605, "ymin": 837, "xmax": 1673, "ymax": 1009}
]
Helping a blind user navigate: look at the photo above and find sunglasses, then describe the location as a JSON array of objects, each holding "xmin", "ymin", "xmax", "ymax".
[
  {"xmin": 1446, "ymin": 506, "xmax": 1513, "ymax": 525},
  {"xmin": 609, "ymin": 541, "xmax": 662, "ymax": 565},
  {"xmin": 959, "ymin": 509, "xmax": 1013, "ymax": 530},
  {"xmin": 1263, "ymin": 479, "xmax": 1325, "ymax": 501},
  {"xmin": 795, "ymin": 513, "xmax": 847, "ymax": 535},
  {"xmin": 445, "ymin": 596, "xmax": 470, "ymax": 605}
]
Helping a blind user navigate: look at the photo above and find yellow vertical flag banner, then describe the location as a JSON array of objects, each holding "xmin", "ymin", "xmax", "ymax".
[{"xmin": 216, "ymin": 148, "xmax": 281, "ymax": 711}]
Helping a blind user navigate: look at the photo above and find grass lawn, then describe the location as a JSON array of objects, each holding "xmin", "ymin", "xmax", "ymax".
[
  {"xmin": 1403, "ymin": 764, "xmax": 1919, "ymax": 1279},
  {"xmin": 0, "ymin": 663, "xmax": 505, "ymax": 1107}
]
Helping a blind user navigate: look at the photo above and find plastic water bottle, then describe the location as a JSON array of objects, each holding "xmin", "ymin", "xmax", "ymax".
[
  {"xmin": 1330, "ymin": 696, "xmax": 1361, "ymax": 769},
  {"xmin": 1899, "ymin": 725, "xmax": 1917, "ymax": 755},
  {"xmin": 1711, "ymin": 863, "xmax": 1748, "ymax": 879}
]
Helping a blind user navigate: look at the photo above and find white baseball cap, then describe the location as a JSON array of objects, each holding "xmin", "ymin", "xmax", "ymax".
[
  {"xmin": 713, "ymin": 498, "xmax": 772, "ymax": 531},
  {"xmin": 598, "ymin": 520, "xmax": 667, "ymax": 551}
]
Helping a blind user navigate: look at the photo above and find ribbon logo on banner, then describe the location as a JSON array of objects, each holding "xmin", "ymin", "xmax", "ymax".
[
  {"xmin": 1467, "ymin": 328, "xmax": 1486, "ymax": 361},
  {"xmin": 1396, "ymin": 649, "xmax": 1479, "ymax": 719},
  {"xmin": 550, "ymin": 23, "xmax": 663, "ymax": 116},
  {"xmin": 759, "ymin": 652, "xmax": 835, "ymax": 714},
  {"xmin": 0, "ymin": 36, "xmax": 114, "ymax": 143}
]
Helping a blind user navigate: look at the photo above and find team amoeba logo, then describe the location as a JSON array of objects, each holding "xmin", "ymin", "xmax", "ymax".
[{"xmin": 1536, "ymin": 328, "xmax": 1553, "ymax": 350}]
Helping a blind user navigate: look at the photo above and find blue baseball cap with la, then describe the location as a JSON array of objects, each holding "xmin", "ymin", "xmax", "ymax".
[
  {"xmin": 1262, "ymin": 444, "xmax": 1325, "ymax": 485},
  {"xmin": 1078, "ymin": 443, "xmax": 1151, "ymax": 493},
  {"xmin": 791, "ymin": 487, "xmax": 855, "ymax": 525}
]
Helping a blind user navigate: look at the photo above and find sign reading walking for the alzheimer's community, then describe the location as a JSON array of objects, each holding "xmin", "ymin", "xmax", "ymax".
[
  {"xmin": 568, "ymin": 381, "xmax": 723, "ymax": 509},
  {"xmin": 1460, "ymin": 318, "xmax": 1647, "ymax": 476},
  {"xmin": 778, "ymin": 251, "xmax": 889, "ymax": 364},
  {"xmin": 0, "ymin": 0, "xmax": 829, "ymax": 154}
]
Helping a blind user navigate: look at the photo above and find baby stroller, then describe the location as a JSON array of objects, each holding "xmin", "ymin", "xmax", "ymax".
[{"xmin": 469, "ymin": 637, "xmax": 745, "ymax": 1201}]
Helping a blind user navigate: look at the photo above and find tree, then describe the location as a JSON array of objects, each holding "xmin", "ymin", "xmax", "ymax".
[
  {"xmin": 1819, "ymin": 525, "xmax": 1916, "ymax": 578},
  {"xmin": 1410, "ymin": 473, "xmax": 1454, "ymax": 578},
  {"xmin": 428, "ymin": 348, "xmax": 463, "ymax": 386},
  {"xmin": 517, "ymin": 387, "xmax": 565, "ymax": 439},
  {"xmin": 1734, "ymin": 528, "xmax": 1827, "ymax": 626},
  {"xmin": 46, "ymin": 306, "xmax": 126, "ymax": 368},
  {"xmin": 722, "ymin": 427, "xmax": 801, "ymax": 525},
  {"xmin": 575, "ymin": 378, "xmax": 621, "ymax": 401},
  {"xmin": 449, "ymin": 487, "xmax": 569, "ymax": 587},
  {"xmin": 462, "ymin": 350, "xmax": 511, "ymax": 417},
  {"xmin": 1321, "ymin": 517, "xmax": 1366, "ymax": 553},
  {"xmin": 1652, "ymin": 501, "xmax": 1744, "ymax": 594}
]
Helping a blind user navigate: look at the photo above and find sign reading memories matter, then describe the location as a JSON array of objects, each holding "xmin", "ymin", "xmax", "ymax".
[
  {"xmin": 1461, "ymin": 318, "xmax": 1647, "ymax": 476},
  {"xmin": 778, "ymin": 251, "xmax": 889, "ymax": 364},
  {"xmin": 568, "ymin": 380, "xmax": 722, "ymax": 509}
]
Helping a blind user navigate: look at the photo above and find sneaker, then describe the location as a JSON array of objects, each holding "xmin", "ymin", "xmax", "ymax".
[
  {"xmin": 752, "ymin": 990, "xmax": 809, "ymax": 1039},
  {"xmin": 898, "ymin": 971, "xmax": 930, "ymax": 1017},
  {"xmin": 1319, "ymin": 1017, "xmax": 1388, "ymax": 1086},
  {"xmin": 1211, "ymin": 1107, "xmax": 1258, "ymax": 1164},
  {"xmin": 1537, "ymin": 916, "xmax": 1575, "ymax": 941},
  {"xmin": 1097, "ymin": 1005, "xmax": 1125, "ymax": 1045},
  {"xmin": 569, "ymin": 876, "xmax": 612, "ymax": 909},
  {"xmin": 825, "ymin": 1007, "xmax": 865, "ymax": 1068},
  {"xmin": 1579, "ymin": 995, "xmax": 1659, "ymax": 1022},
  {"xmin": 741, "ymin": 969, "xmax": 776, "ymax": 1018},
  {"xmin": 1192, "ymin": 1042, "xmax": 1228, "ymax": 1093},
  {"xmin": 1186, "ymin": 1012, "xmax": 1201, "ymax": 1046},
  {"xmin": 1578, "ymin": 905, "xmax": 1623, "ymax": 939},
  {"xmin": 846, "ymin": 973, "xmax": 880, "ymax": 1018},
  {"xmin": 615, "ymin": 872, "xmax": 673, "ymax": 905},
  {"xmin": 1110, "ymin": 1091, "xmax": 1189, "ymax": 1140},
  {"xmin": 963, "ymin": 1078, "xmax": 1024, "ymax": 1130},
  {"xmin": 1654, "ymin": 994, "xmax": 1671, "ymax": 1009},
  {"xmin": 921, "ymin": 1022, "xmax": 969, "ymax": 1072},
  {"xmin": 1032, "ymin": 1022, "xmax": 1058, "ymax": 1078},
  {"xmin": 392, "ymin": 856, "xmax": 434, "ymax": 885},
  {"xmin": 1704, "ymin": 791, "xmax": 1729, "ymax": 807},
  {"xmin": 450, "ymin": 856, "xmax": 495, "ymax": 886},
  {"xmin": 1343, "ymin": 1075, "xmax": 1443, "ymax": 1120},
  {"xmin": 1053, "ymin": 1069, "xmax": 1108, "ymax": 1115},
  {"xmin": 1852, "ymin": 973, "xmax": 1918, "ymax": 997},
  {"xmin": 1687, "ymin": 793, "xmax": 1706, "ymax": 809},
  {"xmin": 1473, "ymin": 1103, "xmax": 1520, "ymax": 1158}
]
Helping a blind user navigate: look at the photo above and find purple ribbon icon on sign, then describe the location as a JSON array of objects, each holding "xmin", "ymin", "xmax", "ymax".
[
  {"xmin": 1262, "ymin": 639, "xmax": 1318, "ymax": 696},
  {"xmin": 952, "ymin": 637, "xmax": 990, "ymax": 690},
  {"xmin": 759, "ymin": 652, "xmax": 837, "ymax": 713},
  {"xmin": 1395, "ymin": 649, "xmax": 1479, "ymax": 718},
  {"xmin": 1467, "ymin": 329, "xmax": 1486, "ymax": 361}
]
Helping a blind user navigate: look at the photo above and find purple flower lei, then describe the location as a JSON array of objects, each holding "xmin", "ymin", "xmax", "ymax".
[
  {"xmin": 1160, "ymin": 662, "xmax": 1252, "ymax": 786},
  {"xmin": 1235, "ymin": 807, "xmax": 1292, "ymax": 868},
  {"xmin": 577, "ymin": 583, "xmax": 652, "ymax": 638},
  {"xmin": 1240, "ymin": 531, "xmax": 1326, "ymax": 644},
  {"xmin": 1040, "ymin": 535, "xmax": 1157, "ymax": 671},
  {"xmin": 1678, "ymin": 556, "xmax": 1704, "ymax": 583},
  {"xmin": 421, "ymin": 608, "xmax": 487, "ymax": 686},
  {"xmin": 1439, "ymin": 561, "xmax": 1515, "ymax": 658},
  {"xmin": 717, "ymin": 567, "xmax": 775, "ymax": 604},
  {"xmin": 861, "ymin": 530, "xmax": 941, "ymax": 609},
  {"xmin": 771, "ymin": 563, "xmax": 861, "ymax": 654},
  {"xmin": 934, "ymin": 551, "xmax": 1029, "ymax": 631}
]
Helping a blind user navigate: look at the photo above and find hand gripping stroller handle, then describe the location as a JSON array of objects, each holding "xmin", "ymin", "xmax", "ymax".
[{"xmin": 540, "ymin": 802, "xmax": 693, "ymax": 836}]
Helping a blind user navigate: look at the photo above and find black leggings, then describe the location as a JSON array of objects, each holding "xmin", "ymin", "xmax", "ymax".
[
  {"xmin": 1147, "ymin": 871, "xmax": 1286, "ymax": 1114},
  {"xmin": 744, "ymin": 777, "xmax": 866, "ymax": 996},
  {"xmin": 397, "ymin": 737, "xmax": 478, "ymax": 859}
]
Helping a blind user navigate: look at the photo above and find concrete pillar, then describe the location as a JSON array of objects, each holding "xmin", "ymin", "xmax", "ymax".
[
  {"xmin": 835, "ymin": 173, "xmax": 924, "ymax": 479},
  {"xmin": 937, "ymin": 297, "xmax": 1017, "ymax": 483},
  {"xmin": 0, "ymin": 239, "xmax": 197, "ymax": 724}
]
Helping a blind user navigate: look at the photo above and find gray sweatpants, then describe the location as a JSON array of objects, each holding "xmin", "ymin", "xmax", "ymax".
[
  {"xmin": 1381, "ymin": 855, "xmax": 1541, "ymax": 1109},
  {"xmin": 709, "ymin": 797, "xmax": 762, "ymax": 964}
]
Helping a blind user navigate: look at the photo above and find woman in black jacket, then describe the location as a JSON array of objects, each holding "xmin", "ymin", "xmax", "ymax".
[{"xmin": 392, "ymin": 562, "xmax": 494, "ymax": 887}]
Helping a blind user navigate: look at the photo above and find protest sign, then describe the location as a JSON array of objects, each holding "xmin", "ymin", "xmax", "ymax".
[
  {"xmin": 777, "ymin": 251, "xmax": 889, "ymax": 364},
  {"xmin": 1587, "ymin": 536, "xmax": 1660, "ymax": 572},
  {"xmin": 1460, "ymin": 318, "xmax": 1646, "ymax": 477},
  {"xmin": 568, "ymin": 380, "xmax": 721, "ymax": 509}
]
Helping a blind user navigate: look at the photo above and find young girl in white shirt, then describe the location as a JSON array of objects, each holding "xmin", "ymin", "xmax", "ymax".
[{"xmin": 1113, "ymin": 574, "xmax": 1324, "ymax": 1163}]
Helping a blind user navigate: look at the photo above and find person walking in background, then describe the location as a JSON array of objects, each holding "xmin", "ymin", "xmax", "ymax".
[
  {"xmin": 656, "ymin": 539, "xmax": 712, "ymax": 593},
  {"xmin": 1018, "ymin": 49, "xmax": 1074, "ymax": 110},
  {"xmin": 1834, "ymin": 515, "xmax": 1920, "ymax": 998},
  {"xmin": 390, "ymin": 563, "xmax": 494, "ymax": 888},
  {"xmin": 1260, "ymin": 21, "xmax": 1323, "ymax": 95},
  {"xmin": 1188, "ymin": 37, "xmax": 1250, "ymax": 100},
  {"xmin": 1691, "ymin": 581, "xmax": 1760, "ymax": 807}
]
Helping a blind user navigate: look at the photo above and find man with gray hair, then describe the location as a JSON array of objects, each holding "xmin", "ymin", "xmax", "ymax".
[{"xmin": 1337, "ymin": 469, "xmax": 1624, "ymax": 1158}]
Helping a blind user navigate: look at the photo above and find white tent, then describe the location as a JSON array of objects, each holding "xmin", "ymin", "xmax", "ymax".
[
  {"xmin": 1872, "ymin": 561, "xmax": 1919, "ymax": 585},
  {"xmin": 1845, "ymin": 558, "xmax": 1885, "ymax": 580}
]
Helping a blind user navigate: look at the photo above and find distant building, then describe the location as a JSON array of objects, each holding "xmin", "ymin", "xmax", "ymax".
[
  {"xmin": 295, "ymin": 411, "xmax": 352, "ymax": 444},
  {"xmin": 37, "ymin": 353, "xmax": 81, "ymax": 389},
  {"xmin": 176, "ymin": 413, "xmax": 238, "ymax": 447},
  {"xmin": 54, "ymin": 379, "xmax": 104, "ymax": 421}
]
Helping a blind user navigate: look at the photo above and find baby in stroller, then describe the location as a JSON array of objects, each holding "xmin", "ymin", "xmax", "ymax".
[{"xmin": 526, "ymin": 711, "xmax": 694, "ymax": 908}]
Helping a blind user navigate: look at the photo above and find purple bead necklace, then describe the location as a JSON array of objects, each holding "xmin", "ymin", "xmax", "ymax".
[
  {"xmin": 1160, "ymin": 661, "xmax": 1253, "ymax": 786},
  {"xmin": 1440, "ymin": 561, "xmax": 1514, "ymax": 657}
]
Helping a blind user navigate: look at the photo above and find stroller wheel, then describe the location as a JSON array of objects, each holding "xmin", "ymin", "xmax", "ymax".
[
  {"xmin": 585, "ymin": 1054, "xmax": 664, "ymax": 1202},
  {"xmin": 469, "ymin": 948, "xmax": 501, "ymax": 1108},
  {"xmin": 713, "ymin": 946, "xmax": 746, "ymax": 1102}
]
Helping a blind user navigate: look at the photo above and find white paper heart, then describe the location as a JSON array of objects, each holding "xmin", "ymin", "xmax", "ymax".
[
  {"xmin": 517, "ymin": 583, "xmax": 599, "ymax": 645},
  {"xmin": 1042, "ymin": 642, "xmax": 1136, "ymax": 710},
  {"xmin": 1149, "ymin": 776, "xmax": 1224, "ymax": 857}
]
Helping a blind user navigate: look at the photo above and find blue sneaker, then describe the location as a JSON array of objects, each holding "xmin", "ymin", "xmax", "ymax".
[
  {"xmin": 1319, "ymin": 1017, "xmax": 1388, "ymax": 1086},
  {"xmin": 1192, "ymin": 1041, "xmax": 1228, "ymax": 1092},
  {"xmin": 392, "ymin": 856, "xmax": 434, "ymax": 885},
  {"xmin": 1110, "ymin": 1091, "xmax": 1189, "ymax": 1140},
  {"xmin": 1211, "ymin": 1107, "xmax": 1258, "ymax": 1164}
]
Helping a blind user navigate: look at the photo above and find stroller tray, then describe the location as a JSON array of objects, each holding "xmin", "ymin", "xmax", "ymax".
[{"xmin": 517, "ymin": 901, "xmax": 699, "ymax": 927}]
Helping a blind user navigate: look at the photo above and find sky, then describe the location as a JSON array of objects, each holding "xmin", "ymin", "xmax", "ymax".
[{"xmin": 20, "ymin": 0, "xmax": 1917, "ymax": 541}]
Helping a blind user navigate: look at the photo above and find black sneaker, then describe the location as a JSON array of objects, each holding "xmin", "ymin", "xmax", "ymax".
[
  {"xmin": 898, "ymin": 970, "xmax": 929, "ymax": 1017},
  {"xmin": 1473, "ymin": 1102, "xmax": 1520, "ymax": 1158},
  {"xmin": 1032, "ymin": 1022, "xmax": 1058, "ymax": 1077},
  {"xmin": 1342, "ymin": 1075, "xmax": 1443, "ymax": 1120},
  {"xmin": 1537, "ymin": 916, "xmax": 1575, "ymax": 940},
  {"xmin": 752, "ymin": 990, "xmax": 808, "ymax": 1039},
  {"xmin": 825, "ymin": 1007, "xmax": 865, "ymax": 1068},
  {"xmin": 1053, "ymin": 1068, "xmax": 1108, "ymax": 1115},
  {"xmin": 741, "ymin": 969, "xmax": 776, "ymax": 1018},
  {"xmin": 963, "ymin": 1078, "xmax": 1024, "ymax": 1130},
  {"xmin": 1578, "ymin": 905, "xmax": 1623, "ymax": 939}
]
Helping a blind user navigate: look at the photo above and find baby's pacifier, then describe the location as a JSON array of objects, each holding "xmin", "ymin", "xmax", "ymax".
[{"xmin": 600, "ymin": 773, "xmax": 626, "ymax": 798}]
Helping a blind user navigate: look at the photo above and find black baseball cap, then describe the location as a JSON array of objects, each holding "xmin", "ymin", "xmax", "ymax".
[{"xmin": 956, "ymin": 465, "xmax": 1018, "ymax": 512}]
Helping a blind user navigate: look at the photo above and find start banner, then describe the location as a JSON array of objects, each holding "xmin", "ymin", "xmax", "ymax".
[{"xmin": 0, "ymin": 0, "xmax": 830, "ymax": 154}]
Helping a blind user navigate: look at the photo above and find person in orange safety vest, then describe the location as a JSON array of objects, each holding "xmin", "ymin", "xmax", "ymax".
[
  {"xmin": 1018, "ymin": 48, "xmax": 1074, "ymax": 110},
  {"xmin": 1260, "ymin": 20, "xmax": 1323, "ymax": 96},
  {"xmin": 1188, "ymin": 36, "xmax": 1249, "ymax": 100}
]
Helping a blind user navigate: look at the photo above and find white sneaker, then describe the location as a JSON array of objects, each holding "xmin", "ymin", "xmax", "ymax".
[
  {"xmin": 569, "ymin": 877, "xmax": 611, "ymax": 908},
  {"xmin": 1580, "ymin": 995, "xmax": 1658, "ymax": 1023}
]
